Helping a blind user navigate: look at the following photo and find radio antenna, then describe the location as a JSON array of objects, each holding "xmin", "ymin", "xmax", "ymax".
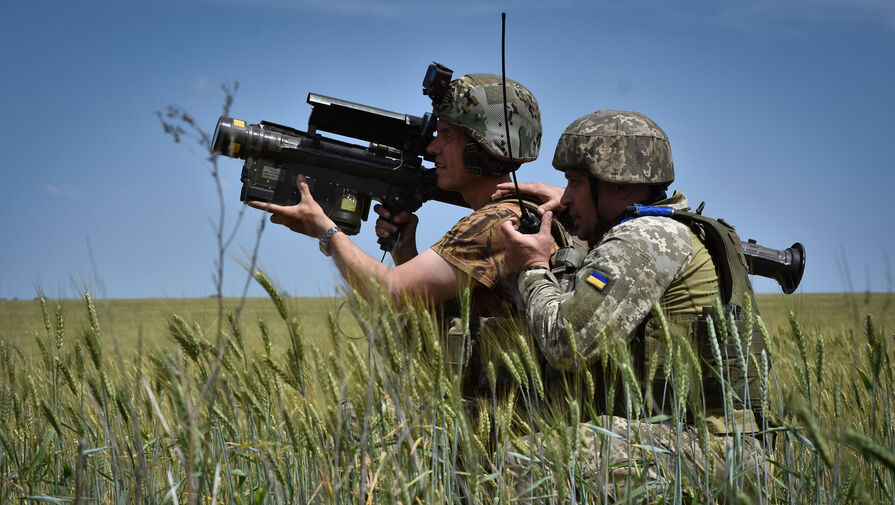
[{"xmin": 501, "ymin": 12, "xmax": 540, "ymax": 234}]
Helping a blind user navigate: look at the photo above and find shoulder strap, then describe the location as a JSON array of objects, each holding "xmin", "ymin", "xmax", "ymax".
[
  {"xmin": 671, "ymin": 210, "xmax": 753, "ymax": 307},
  {"xmin": 625, "ymin": 205, "xmax": 753, "ymax": 307}
]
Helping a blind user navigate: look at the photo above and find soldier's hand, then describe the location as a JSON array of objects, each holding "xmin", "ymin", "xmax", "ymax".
[
  {"xmin": 491, "ymin": 181, "xmax": 566, "ymax": 216},
  {"xmin": 247, "ymin": 174, "xmax": 337, "ymax": 239},
  {"xmin": 500, "ymin": 211, "xmax": 554, "ymax": 273},
  {"xmin": 374, "ymin": 204, "xmax": 419, "ymax": 264}
]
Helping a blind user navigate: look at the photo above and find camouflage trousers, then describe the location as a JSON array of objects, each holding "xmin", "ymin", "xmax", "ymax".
[{"xmin": 505, "ymin": 415, "xmax": 769, "ymax": 504}]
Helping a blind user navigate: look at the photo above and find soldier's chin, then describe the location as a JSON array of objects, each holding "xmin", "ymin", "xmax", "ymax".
[{"xmin": 436, "ymin": 177, "xmax": 455, "ymax": 192}]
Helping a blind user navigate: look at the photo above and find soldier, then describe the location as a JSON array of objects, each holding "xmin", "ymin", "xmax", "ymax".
[
  {"xmin": 499, "ymin": 110, "xmax": 769, "ymax": 501},
  {"xmin": 251, "ymin": 73, "xmax": 567, "ymax": 391}
]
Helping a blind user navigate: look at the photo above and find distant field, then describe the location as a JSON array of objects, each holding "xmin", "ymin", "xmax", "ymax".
[
  {"xmin": 0, "ymin": 295, "xmax": 363, "ymax": 356},
  {"xmin": 755, "ymin": 291, "xmax": 894, "ymax": 335},
  {"xmin": 2, "ymin": 292, "xmax": 891, "ymax": 357}
]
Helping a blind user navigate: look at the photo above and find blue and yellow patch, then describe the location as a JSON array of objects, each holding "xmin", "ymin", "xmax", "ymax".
[{"xmin": 585, "ymin": 270, "xmax": 609, "ymax": 291}]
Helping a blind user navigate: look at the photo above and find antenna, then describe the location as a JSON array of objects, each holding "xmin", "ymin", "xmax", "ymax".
[{"xmin": 501, "ymin": 12, "xmax": 540, "ymax": 234}]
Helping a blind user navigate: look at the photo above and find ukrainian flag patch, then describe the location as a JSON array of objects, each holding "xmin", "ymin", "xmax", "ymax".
[{"xmin": 585, "ymin": 270, "xmax": 609, "ymax": 291}]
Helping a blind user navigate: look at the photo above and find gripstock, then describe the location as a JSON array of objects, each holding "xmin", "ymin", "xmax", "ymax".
[{"xmin": 211, "ymin": 63, "xmax": 465, "ymax": 251}]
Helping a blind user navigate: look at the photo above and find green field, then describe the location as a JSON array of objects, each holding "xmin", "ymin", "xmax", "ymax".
[
  {"xmin": 0, "ymin": 296, "xmax": 363, "ymax": 357},
  {"xmin": 3, "ymin": 292, "xmax": 891, "ymax": 355},
  {"xmin": 4, "ymin": 291, "xmax": 891, "ymax": 417},
  {"xmin": 1, "ymin": 289, "xmax": 894, "ymax": 503},
  {"xmin": 755, "ymin": 292, "xmax": 894, "ymax": 335}
]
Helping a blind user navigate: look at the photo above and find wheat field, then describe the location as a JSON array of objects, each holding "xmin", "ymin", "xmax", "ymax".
[{"xmin": 0, "ymin": 286, "xmax": 893, "ymax": 503}]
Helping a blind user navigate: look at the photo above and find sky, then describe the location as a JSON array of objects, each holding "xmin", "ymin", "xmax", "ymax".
[{"xmin": 1, "ymin": 0, "xmax": 893, "ymax": 300}]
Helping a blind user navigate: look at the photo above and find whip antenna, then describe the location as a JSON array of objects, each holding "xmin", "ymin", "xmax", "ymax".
[{"xmin": 501, "ymin": 12, "xmax": 540, "ymax": 234}]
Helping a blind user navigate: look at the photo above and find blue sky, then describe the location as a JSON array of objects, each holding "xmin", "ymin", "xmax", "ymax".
[{"xmin": 1, "ymin": 0, "xmax": 893, "ymax": 300}]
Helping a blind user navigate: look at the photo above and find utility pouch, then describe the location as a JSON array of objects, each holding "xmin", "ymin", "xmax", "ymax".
[
  {"xmin": 551, "ymin": 245, "xmax": 584, "ymax": 291},
  {"xmin": 638, "ymin": 304, "xmax": 764, "ymax": 434},
  {"xmin": 696, "ymin": 304, "xmax": 765, "ymax": 434},
  {"xmin": 446, "ymin": 317, "xmax": 473, "ymax": 372},
  {"xmin": 447, "ymin": 316, "xmax": 522, "ymax": 399}
]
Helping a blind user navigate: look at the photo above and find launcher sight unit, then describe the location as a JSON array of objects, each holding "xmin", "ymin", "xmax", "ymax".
[{"xmin": 211, "ymin": 62, "xmax": 462, "ymax": 251}]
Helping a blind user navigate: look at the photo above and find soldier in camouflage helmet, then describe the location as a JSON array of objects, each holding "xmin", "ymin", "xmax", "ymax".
[
  {"xmin": 432, "ymin": 73, "xmax": 542, "ymax": 175},
  {"xmin": 251, "ymin": 71, "xmax": 563, "ymax": 388},
  {"xmin": 552, "ymin": 109, "xmax": 673, "ymax": 185},
  {"xmin": 499, "ymin": 109, "xmax": 768, "ymax": 501}
]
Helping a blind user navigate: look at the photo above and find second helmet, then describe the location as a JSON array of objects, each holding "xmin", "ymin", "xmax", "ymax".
[{"xmin": 552, "ymin": 109, "xmax": 674, "ymax": 185}]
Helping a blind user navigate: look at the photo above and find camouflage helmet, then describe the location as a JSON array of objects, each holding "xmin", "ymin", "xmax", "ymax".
[
  {"xmin": 552, "ymin": 110, "xmax": 674, "ymax": 185},
  {"xmin": 434, "ymin": 73, "xmax": 542, "ymax": 167}
]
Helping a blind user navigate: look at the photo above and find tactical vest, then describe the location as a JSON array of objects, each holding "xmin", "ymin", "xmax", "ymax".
[{"xmin": 629, "ymin": 204, "xmax": 769, "ymax": 434}]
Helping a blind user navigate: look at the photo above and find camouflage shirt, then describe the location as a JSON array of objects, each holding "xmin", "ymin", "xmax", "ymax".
[
  {"xmin": 518, "ymin": 192, "xmax": 693, "ymax": 370},
  {"xmin": 432, "ymin": 199, "xmax": 530, "ymax": 318}
]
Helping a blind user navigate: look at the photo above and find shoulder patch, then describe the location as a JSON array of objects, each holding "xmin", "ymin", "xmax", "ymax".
[{"xmin": 585, "ymin": 270, "xmax": 609, "ymax": 291}]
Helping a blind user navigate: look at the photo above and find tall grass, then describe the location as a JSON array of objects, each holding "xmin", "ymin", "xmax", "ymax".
[{"xmin": 1, "ymin": 281, "xmax": 894, "ymax": 503}]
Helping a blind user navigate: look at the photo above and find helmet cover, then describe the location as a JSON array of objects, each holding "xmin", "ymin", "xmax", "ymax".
[
  {"xmin": 552, "ymin": 109, "xmax": 674, "ymax": 185},
  {"xmin": 434, "ymin": 73, "xmax": 541, "ymax": 164}
]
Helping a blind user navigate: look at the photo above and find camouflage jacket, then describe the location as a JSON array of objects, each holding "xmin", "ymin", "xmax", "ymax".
[{"xmin": 518, "ymin": 191, "xmax": 693, "ymax": 370}]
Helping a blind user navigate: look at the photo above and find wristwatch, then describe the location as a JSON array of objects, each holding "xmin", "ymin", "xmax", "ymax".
[{"xmin": 319, "ymin": 226, "xmax": 343, "ymax": 257}]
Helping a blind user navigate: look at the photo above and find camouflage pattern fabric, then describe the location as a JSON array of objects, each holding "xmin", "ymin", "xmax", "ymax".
[
  {"xmin": 433, "ymin": 199, "xmax": 559, "ymax": 398},
  {"xmin": 434, "ymin": 73, "xmax": 541, "ymax": 162},
  {"xmin": 507, "ymin": 415, "xmax": 768, "ymax": 503},
  {"xmin": 432, "ymin": 198, "xmax": 529, "ymax": 333},
  {"xmin": 552, "ymin": 109, "xmax": 674, "ymax": 185},
  {"xmin": 518, "ymin": 192, "xmax": 692, "ymax": 370},
  {"xmin": 433, "ymin": 199, "xmax": 551, "ymax": 291}
]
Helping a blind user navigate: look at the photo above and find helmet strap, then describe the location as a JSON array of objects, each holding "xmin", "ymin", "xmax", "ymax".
[
  {"xmin": 646, "ymin": 184, "xmax": 669, "ymax": 204},
  {"xmin": 463, "ymin": 139, "xmax": 519, "ymax": 177},
  {"xmin": 588, "ymin": 178, "xmax": 672, "ymax": 240},
  {"xmin": 588, "ymin": 176, "xmax": 623, "ymax": 240}
]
